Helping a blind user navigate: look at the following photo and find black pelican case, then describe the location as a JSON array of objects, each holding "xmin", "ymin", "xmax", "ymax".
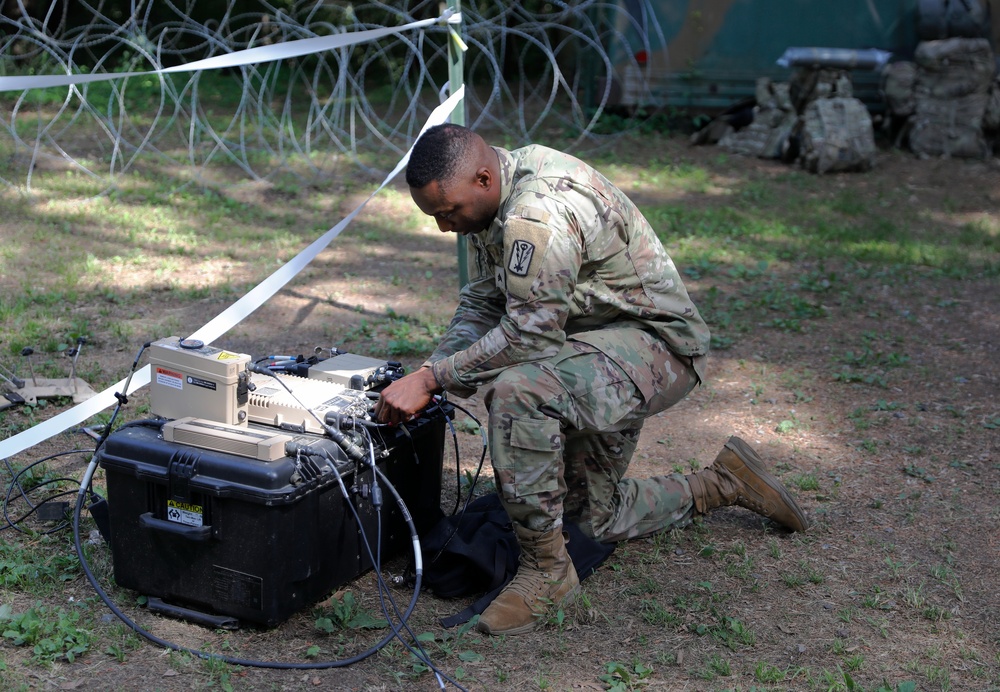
[{"xmin": 96, "ymin": 409, "xmax": 446, "ymax": 628}]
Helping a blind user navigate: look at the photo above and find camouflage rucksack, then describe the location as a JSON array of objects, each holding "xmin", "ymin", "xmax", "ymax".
[
  {"xmin": 798, "ymin": 97, "xmax": 876, "ymax": 174},
  {"xmin": 881, "ymin": 61, "xmax": 918, "ymax": 118},
  {"xmin": 789, "ymin": 67, "xmax": 854, "ymax": 113},
  {"xmin": 908, "ymin": 37, "xmax": 994, "ymax": 158},
  {"xmin": 718, "ymin": 78, "xmax": 798, "ymax": 159}
]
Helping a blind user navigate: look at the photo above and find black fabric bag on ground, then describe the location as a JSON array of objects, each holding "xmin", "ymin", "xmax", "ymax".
[{"xmin": 418, "ymin": 493, "xmax": 616, "ymax": 627}]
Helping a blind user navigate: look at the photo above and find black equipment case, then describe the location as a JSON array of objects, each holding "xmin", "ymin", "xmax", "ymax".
[{"xmin": 96, "ymin": 410, "xmax": 446, "ymax": 628}]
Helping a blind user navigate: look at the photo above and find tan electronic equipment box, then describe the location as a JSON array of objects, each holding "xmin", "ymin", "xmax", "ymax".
[
  {"xmin": 308, "ymin": 353, "xmax": 388, "ymax": 389},
  {"xmin": 162, "ymin": 417, "xmax": 292, "ymax": 461},
  {"xmin": 149, "ymin": 337, "xmax": 252, "ymax": 426}
]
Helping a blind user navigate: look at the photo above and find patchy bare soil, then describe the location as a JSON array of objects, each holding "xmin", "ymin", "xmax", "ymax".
[{"xmin": 1, "ymin": 135, "xmax": 999, "ymax": 691}]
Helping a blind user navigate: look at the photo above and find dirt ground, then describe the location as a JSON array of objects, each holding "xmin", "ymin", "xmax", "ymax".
[{"xmin": 1, "ymin": 135, "xmax": 999, "ymax": 691}]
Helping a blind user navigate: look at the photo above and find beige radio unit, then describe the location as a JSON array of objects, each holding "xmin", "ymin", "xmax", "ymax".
[
  {"xmin": 308, "ymin": 353, "xmax": 388, "ymax": 389},
  {"xmin": 149, "ymin": 337, "xmax": 252, "ymax": 426},
  {"xmin": 247, "ymin": 372, "xmax": 372, "ymax": 434}
]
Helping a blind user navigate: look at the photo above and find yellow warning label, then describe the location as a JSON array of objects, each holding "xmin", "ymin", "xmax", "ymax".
[
  {"xmin": 167, "ymin": 499, "xmax": 204, "ymax": 527},
  {"xmin": 167, "ymin": 500, "xmax": 203, "ymax": 514},
  {"xmin": 216, "ymin": 351, "xmax": 241, "ymax": 360}
]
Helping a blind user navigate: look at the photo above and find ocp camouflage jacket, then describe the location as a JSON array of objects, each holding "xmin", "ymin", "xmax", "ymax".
[{"xmin": 427, "ymin": 144, "xmax": 710, "ymax": 398}]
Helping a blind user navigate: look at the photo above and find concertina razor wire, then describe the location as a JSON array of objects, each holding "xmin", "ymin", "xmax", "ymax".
[{"xmin": 0, "ymin": 0, "xmax": 665, "ymax": 194}]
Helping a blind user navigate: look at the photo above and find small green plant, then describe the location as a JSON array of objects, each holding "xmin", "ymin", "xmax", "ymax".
[
  {"xmin": 754, "ymin": 661, "xmax": 786, "ymax": 683},
  {"xmin": 0, "ymin": 538, "xmax": 80, "ymax": 590},
  {"xmin": 903, "ymin": 464, "xmax": 934, "ymax": 482},
  {"xmin": 701, "ymin": 653, "xmax": 731, "ymax": 678},
  {"xmin": 313, "ymin": 591, "xmax": 388, "ymax": 632},
  {"xmin": 453, "ymin": 417, "xmax": 481, "ymax": 435},
  {"xmin": 884, "ymin": 555, "xmax": 910, "ymax": 579},
  {"xmin": 405, "ymin": 618, "xmax": 483, "ymax": 674},
  {"xmin": 801, "ymin": 561, "xmax": 825, "ymax": 584},
  {"xmin": 724, "ymin": 554, "xmax": 755, "ymax": 581},
  {"xmin": 791, "ymin": 473, "xmax": 820, "ymax": 491},
  {"xmin": 837, "ymin": 607, "xmax": 857, "ymax": 623},
  {"xmin": 901, "ymin": 583, "xmax": 926, "ymax": 609},
  {"xmin": 844, "ymin": 654, "xmax": 865, "ymax": 671},
  {"xmin": 782, "ymin": 572, "xmax": 806, "ymax": 588},
  {"xmin": 775, "ymin": 418, "xmax": 799, "ymax": 434},
  {"xmin": 928, "ymin": 563, "xmax": 965, "ymax": 602},
  {"xmin": 767, "ymin": 539, "xmax": 782, "ymax": 559},
  {"xmin": 817, "ymin": 666, "xmax": 859, "ymax": 691},
  {"xmin": 639, "ymin": 599, "xmax": 679, "ymax": 628},
  {"xmin": 201, "ymin": 654, "xmax": 237, "ymax": 692},
  {"xmin": 598, "ymin": 660, "xmax": 654, "ymax": 690},
  {"xmin": 103, "ymin": 625, "xmax": 143, "ymax": 663},
  {"xmin": 862, "ymin": 586, "xmax": 891, "ymax": 610},
  {"xmin": 0, "ymin": 602, "xmax": 93, "ymax": 663},
  {"xmin": 922, "ymin": 604, "xmax": 953, "ymax": 622},
  {"xmin": 544, "ymin": 598, "xmax": 568, "ymax": 630}
]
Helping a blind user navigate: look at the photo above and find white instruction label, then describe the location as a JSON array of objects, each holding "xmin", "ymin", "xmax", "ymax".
[{"xmin": 166, "ymin": 500, "xmax": 204, "ymax": 527}]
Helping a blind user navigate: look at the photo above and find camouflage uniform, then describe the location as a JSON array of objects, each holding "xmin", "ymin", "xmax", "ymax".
[{"xmin": 426, "ymin": 145, "xmax": 711, "ymax": 542}]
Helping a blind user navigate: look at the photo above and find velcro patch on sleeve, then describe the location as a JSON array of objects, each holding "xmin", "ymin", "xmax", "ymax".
[
  {"xmin": 503, "ymin": 217, "xmax": 551, "ymax": 301},
  {"xmin": 514, "ymin": 204, "xmax": 551, "ymax": 224}
]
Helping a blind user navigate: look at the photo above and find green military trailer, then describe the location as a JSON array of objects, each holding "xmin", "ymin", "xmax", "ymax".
[{"xmin": 590, "ymin": 0, "xmax": 998, "ymax": 113}]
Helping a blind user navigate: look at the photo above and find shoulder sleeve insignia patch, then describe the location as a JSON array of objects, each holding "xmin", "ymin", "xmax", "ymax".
[
  {"xmin": 508, "ymin": 239, "xmax": 535, "ymax": 276},
  {"xmin": 503, "ymin": 216, "xmax": 551, "ymax": 301}
]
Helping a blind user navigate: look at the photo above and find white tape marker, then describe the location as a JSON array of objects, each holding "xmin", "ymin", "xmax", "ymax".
[{"xmin": 0, "ymin": 12, "xmax": 457, "ymax": 93}]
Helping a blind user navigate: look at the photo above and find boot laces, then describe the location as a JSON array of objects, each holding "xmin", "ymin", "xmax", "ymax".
[
  {"xmin": 735, "ymin": 491, "xmax": 775, "ymax": 516},
  {"xmin": 504, "ymin": 567, "xmax": 554, "ymax": 602},
  {"xmin": 719, "ymin": 461, "xmax": 776, "ymax": 516}
]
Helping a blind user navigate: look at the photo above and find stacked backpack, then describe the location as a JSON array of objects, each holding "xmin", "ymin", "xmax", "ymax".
[
  {"xmin": 791, "ymin": 68, "xmax": 877, "ymax": 174},
  {"xmin": 714, "ymin": 67, "xmax": 876, "ymax": 174},
  {"xmin": 908, "ymin": 38, "xmax": 996, "ymax": 158},
  {"xmin": 882, "ymin": 0, "xmax": 997, "ymax": 160},
  {"xmin": 717, "ymin": 78, "xmax": 798, "ymax": 160}
]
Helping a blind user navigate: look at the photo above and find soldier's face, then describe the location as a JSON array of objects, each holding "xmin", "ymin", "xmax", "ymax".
[{"xmin": 410, "ymin": 169, "xmax": 497, "ymax": 236}]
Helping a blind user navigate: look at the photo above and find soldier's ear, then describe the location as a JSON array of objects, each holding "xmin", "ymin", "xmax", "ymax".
[{"xmin": 474, "ymin": 166, "xmax": 493, "ymax": 190}]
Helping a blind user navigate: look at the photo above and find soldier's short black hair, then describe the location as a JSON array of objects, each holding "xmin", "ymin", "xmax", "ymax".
[{"xmin": 405, "ymin": 123, "xmax": 478, "ymax": 189}]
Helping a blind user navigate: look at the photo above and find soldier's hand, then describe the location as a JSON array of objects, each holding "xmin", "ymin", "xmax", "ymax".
[{"xmin": 374, "ymin": 367, "xmax": 442, "ymax": 426}]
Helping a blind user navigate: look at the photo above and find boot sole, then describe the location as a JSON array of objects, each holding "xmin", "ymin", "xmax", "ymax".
[{"xmin": 724, "ymin": 436, "xmax": 811, "ymax": 531}]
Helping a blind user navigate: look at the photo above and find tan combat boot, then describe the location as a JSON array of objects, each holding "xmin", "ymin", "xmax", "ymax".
[
  {"xmin": 687, "ymin": 436, "xmax": 810, "ymax": 532},
  {"xmin": 476, "ymin": 525, "xmax": 580, "ymax": 636}
]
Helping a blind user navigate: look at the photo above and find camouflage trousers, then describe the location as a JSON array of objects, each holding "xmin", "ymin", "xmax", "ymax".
[{"xmin": 482, "ymin": 328, "xmax": 701, "ymax": 543}]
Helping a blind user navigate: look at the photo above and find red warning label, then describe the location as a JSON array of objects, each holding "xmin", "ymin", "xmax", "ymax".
[{"xmin": 155, "ymin": 367, "xmax": 184, "ymax": 390}]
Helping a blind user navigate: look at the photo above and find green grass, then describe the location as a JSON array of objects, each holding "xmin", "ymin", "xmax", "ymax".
[
  {"xmin": 0, "ymin": 602, "xmax": 94, "ymax": 663},
  {"xmin": 646, "ymin": 200, "xmax": 998, "ymax": 276},
  {"xmin": 2, "ymin": 129, "xmax": 999, "ymax": 690},
  {"xmin": 0, "ymin": 536, "xmax": 81, "ymax": 591}
]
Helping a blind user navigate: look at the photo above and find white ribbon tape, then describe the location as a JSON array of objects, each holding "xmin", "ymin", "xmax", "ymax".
[
  {"xmin": 0, "ymin": 12, "xmax": 457, "ymax": 93},
  {"xmin": 0, "ymin": 86, "xmax": 464, "ymax": 462}
]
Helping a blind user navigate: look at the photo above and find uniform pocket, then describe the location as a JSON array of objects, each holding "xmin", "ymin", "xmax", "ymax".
[{"xmin": 509, "ymin": 417, "xmax": 562, "ymax": 452}]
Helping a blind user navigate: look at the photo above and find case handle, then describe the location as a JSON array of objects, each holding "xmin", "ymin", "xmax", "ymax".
[{"xmin": 139, "ymin": 512, "xmax": 211, "ymax": 541}]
